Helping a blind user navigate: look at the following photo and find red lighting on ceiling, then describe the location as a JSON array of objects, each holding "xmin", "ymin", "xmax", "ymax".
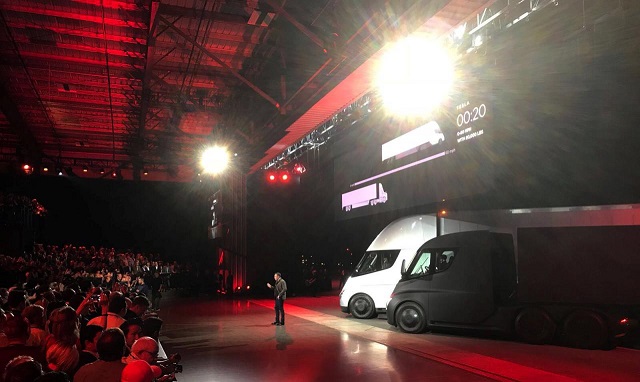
[
  {"xmin": 265, "ymin": 170, "xmax": 296, "ymax": 184},
  {"xmin": 620, "ymin": 318, "xmax": 629, "ymax": 325}
]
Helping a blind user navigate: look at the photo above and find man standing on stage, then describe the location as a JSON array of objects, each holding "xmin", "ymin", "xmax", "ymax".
[{"xmin": 266, "ymin": 272, "xmax": 287, "ymax": 326}]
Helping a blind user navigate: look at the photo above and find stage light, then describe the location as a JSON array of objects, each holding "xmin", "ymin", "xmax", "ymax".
[
  {"xmin": 375, "ymin": 35, "xmax": 455, "ymax": 116},
  {"xmin": 281, "ymin": 173, "xmax": 289, "ymax": 182},
  {"xmin": 23, "ymin": 164, "xmax": 30, "ymax": 171},
  {"xmin": 57, "ymin": 168, "xmax": 63, "ymax": 176},
  {"xmin": 82, "ymin": 166, "xmax": 88, "ymax": 173},
  {"xmin": 267, "ymin": 173, "xmax": 276, "ymax": 182},
  {"xmin": 200, "ymin": 146, "xmax": 230, "ymax": 175},
  {"xmin": 473, "ymin": 34, "xmax": 483, "ymax": 48},
  {"xmin": 292, "ymin": 163, "xmax": 306, "ymax": 174},
  {"xmin": 111, "ymin": 170, "xmax": 117, "ymax": 178},
  {"xmin": 42, "ymin": 166, "xmax": 49, "ymax": 172},
  {"xmin": 143, "ymin": 169, "xmax": 149, "ymax": 176}
]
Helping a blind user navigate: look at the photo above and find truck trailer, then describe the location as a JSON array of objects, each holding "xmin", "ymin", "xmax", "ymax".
[{"xmin": 386, "ymin": 228, "xmax": 639, "ymax": 349}]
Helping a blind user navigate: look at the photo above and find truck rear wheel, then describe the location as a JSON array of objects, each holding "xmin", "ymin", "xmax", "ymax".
[
  {"xmin": 562, "ymin": 310, "xmax": 609, "ymax": 349},
  {"xmin": 514, "ymin": 307, "xmax": 556, "ymax": 345},
  {"xmin": 396, "ymin": 302, "xmax": 427, "ymax": 333},
  {"xmin": 349, "ymin": 294, "xmax": 377, "ymax": 319}
]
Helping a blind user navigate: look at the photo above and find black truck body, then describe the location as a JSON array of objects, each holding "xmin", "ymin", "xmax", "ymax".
[{"xmin": 386, "ymin": 228, "xmax": 639, "ymax": 349}]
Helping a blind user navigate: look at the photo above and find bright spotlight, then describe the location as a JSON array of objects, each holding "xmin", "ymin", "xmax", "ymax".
[
  {"xmin": 376, "ymin": 35, "xmax": 455, "ymax": 116},
  {"xmin": 201, "ymin": 146, "xmax": 230, "ymax": 175}
]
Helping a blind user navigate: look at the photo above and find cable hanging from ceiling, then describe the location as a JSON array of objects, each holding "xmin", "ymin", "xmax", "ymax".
[{"xmin": 101, "ymin": 0, "xmax": 117, "ymax": 162}]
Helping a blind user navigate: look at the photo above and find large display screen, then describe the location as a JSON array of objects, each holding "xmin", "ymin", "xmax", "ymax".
[
  {"xmin": 334, "ymin": 76, "xmax": 495, "ymax": 220},
  {"xmin": 333, "ymin": 4, "xmax": 640, "ymax": 220}
]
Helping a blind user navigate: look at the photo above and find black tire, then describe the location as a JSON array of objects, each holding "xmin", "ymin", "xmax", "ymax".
[
  {"xmin": 395, "ymin": 302, "xmax": 427, "ymax": 333},
  {"xmin": 349, "ymin": 294, "xmax": 376, "ymax": 319},
  {"xmin": 514, "ymin": 307, "xmax": 556, "ymax": 345},
  {"xmin": 562, "ymin": 310, "xmax": 609, "ymax": 349}
]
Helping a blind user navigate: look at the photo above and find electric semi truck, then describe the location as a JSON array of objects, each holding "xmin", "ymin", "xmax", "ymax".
[
  {"xmin": 339, "ymin": 215, "xmax": 486, "ymax": 319},
  {"xmin": 386, "ymin": 227, "xmax": 640, "ymax": 349}
]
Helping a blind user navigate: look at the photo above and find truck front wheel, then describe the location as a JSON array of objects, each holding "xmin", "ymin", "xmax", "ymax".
[
  {"xmin": 349, "ymin": 294, "xmax": 377, "ymax": 319},
  {"xmin": 514, "ymin": 307, "xmax": 556, "ymax": 345},
  {"xmin": 396, "ymin": 302, "xmax": 427, "ymax": 333},
  {"xmin": 562, "ymin": 310, "xmax": 609, "ymax": 349}
]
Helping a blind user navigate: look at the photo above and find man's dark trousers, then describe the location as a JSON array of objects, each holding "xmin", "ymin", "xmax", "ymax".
[{"xmin": 275, "ymin": 298, "xmax": 285, "ymax": 324}]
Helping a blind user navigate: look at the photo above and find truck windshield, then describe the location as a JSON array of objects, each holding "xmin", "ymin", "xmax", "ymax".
[
  {"xmin": 406, "ymin": 249, "xmax": 457, "ymax": 278},
  {"xmin": 408, "ymin": 250, "xmax": 432, "ymax": 277},
  {"xmin": 353, "ymin": 250, "xmax": 400, "ymax": 276}
]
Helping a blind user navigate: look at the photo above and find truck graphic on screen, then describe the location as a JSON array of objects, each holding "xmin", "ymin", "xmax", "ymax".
[{"xmin": 342, "ymin": 183, "xmax": 388, "ymax": 211}]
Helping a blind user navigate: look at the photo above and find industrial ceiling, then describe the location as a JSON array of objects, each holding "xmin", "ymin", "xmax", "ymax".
[{"xmin": 0, "ymin": 0, "xmax": 493, "ymax": 181}]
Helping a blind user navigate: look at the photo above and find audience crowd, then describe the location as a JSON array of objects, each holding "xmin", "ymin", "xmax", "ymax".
[{"xmin": 0, "ymin": 244, "xmax": 183, "ymax": 382}]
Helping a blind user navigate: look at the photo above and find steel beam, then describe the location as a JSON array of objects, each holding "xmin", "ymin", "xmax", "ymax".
[
  {"xmin": 159, "ymin": 4, "xmax": 250, "ymax": 25},
  {"xmin": 264, "ymin": 0, "xmax": 326, "ymax": 50},
  {"xmin": 1, "ymin": 3, "xmax": 147, "ymax": 29},
  {"xmin": 5, "ymin": 20, "xmax": 145, "ymax": 45},
  {"xmin": 134, "ymin": 1, "xmax": 160, "ymax": 180},
  {"xmin": 157, "ymin": 14, "xmax": 280, "ymax": 110}
]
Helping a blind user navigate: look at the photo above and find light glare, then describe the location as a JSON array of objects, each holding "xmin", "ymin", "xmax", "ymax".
[
  {"xmin": 376, "ymin": 35, "xmax": 455, "ymax": 116},
  {"xmin": 201, "ymin": 146, "xmax": 230, "ymax": 174}
]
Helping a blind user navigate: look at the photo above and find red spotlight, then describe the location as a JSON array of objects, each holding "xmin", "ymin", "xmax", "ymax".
[
  {"xmin": 23, "ymin": 164, "xmax": 30, "ymax": 171},
  {"xmin": 281, "ymin": 173, "xmax": 289, "ymax": 182},
  {"xmin": 267, "ymin": 172, "xmax": 277, "ymax": 182}
]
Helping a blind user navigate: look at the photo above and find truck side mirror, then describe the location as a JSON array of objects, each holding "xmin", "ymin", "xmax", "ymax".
[{"xmin": 401, "ymin": 259, "xmax": 407, "ymax": 275}]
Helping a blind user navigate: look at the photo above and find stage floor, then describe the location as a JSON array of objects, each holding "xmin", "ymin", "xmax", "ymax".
[{"xmin": 158, "ymin": 293, "xmax": 640, "ymax": 381}]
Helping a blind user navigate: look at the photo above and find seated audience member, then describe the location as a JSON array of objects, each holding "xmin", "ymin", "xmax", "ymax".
[
  {"xmin": 73, "ymin": 328, "xmax": 126, "ymax": 382},
  {"xmin": 0, "ymin": 288, "xmax": 8, "ymax": 307},
  {"xmin": 133, "ymin": 279, "xmax": 150, "ymax": 301},
  {"xmin": 46, "ymin": 307, "xmax": 79, "ymax": 348},
  {"xmin": 123, "ymin": 297, "xmax": 149, "ymax": 321},
  {"xmin": 141, "ymin": 317, "xmax": 163, "ymax": 341},
  {"xmin": 86, "ymin": 293, "xmax": 126, "ymax": 329},
  {"xmin": 0, "ymin": 308, "xmax": 8, "ymax": 348},
  {"xmin": 35, "ymin": 371, "xmax": 71, "ymax": 382},
  {"xmin": 23, "ymin": 305, "xmax": 47, "ymax": 348},
  {"xmin": 77, "ymin": 326, "xmax": 102, "ymax": 368},
  {"xmin": 2, "ymin": 355, "xmax": 43, "ymax": 382},
  {"xmin": 6, "ymin": 291, "xmax": 28, "ymax": 316},
  {"xmin": 120, "ymin": 360, "xmax": 158, "ymax": 382},
  {"xmin": 0, "ymin": 314, "xmax": 46, "ymax": 373},
  {"xmin": 119, "ymin": 319, "xmax": 143, "ymax": 355},
  {"xmin": 46, "ymin": 342, "xmax": 79, "ymax": 375},
  {"xmin": 122, "ymin": 337, "xmax": 158, "ymax": 365}
]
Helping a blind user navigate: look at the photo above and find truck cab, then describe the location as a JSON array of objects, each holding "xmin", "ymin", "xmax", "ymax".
[
  {"xmin": 387, "ymin": 231, "xmax": 516, "ymax": 332},
  {"xmin": 339, "ymin": 215, "xmax": 437, "ymax": 318},
  {"xmin": 386, "ymin": 230, "xmax": 635, "ymax": 349}
]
